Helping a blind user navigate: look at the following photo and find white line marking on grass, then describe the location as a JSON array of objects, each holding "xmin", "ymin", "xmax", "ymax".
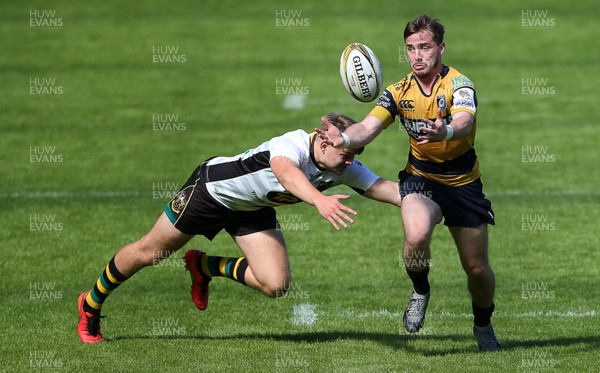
[
  {"xmin": 513, "ymin": 310, "xmax": 597, "ymax": 318},
  {"xmin": 342, "ymin": 310, "xmax": 402, "ymax": 318},
  {"xmin": 489, "ymin": 190, "xmax": 600, "ymax": 197},
  {"xmin": 291, "ymin": 303, "xmax": 318, "ymax": 326},
  {"xmin": 340, "ymin": 309, "xmax": 597, "ymax": 319},
  {"xmin": 283, "ymin": 94, "xmax": 306, "ymax": 110},
  {"xmin": 2, "ymin": 191, "xmax": 142, "ymax": 198}
]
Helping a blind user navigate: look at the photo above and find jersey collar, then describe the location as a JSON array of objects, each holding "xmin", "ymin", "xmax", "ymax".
[
  {"xmin": 440, "ymin": 64, "xmax": 449, "ymax": 78},
  {"xmin": 411, "ymin": 65, "xmax": 449, "ymax": 97}
]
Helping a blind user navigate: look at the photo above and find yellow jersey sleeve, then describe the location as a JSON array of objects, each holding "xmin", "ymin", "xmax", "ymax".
[{"xmin": 368, "ymin": 86, "xmax": 396, "ymax": 128}]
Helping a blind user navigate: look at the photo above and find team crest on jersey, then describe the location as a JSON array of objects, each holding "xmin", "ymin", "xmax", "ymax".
[
  {"xmin": 170, "ymin": 185, "xmax": 193, "ymax": 214},
  {"xmin": 436, "ymin": 94, "xmax": 447, "ymax": 110}
]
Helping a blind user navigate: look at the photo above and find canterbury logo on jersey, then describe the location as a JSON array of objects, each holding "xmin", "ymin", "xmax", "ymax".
[{"xmin": 398, "ymin": 100, "xmax": 414, "ymax": 110}]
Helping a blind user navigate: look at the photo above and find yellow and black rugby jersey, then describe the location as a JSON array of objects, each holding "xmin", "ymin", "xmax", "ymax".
[{"xmin": 369, "ymin": 65, "xmax": 479, "ymax": 187}]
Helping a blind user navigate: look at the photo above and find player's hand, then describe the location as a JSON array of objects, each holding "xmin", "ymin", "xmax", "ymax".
[
  {"xmin": 417, "ymin": 109, "xmax": 447, "ymax": 145},
  {"xmin": 313, "ymin": 194, "xmax": 357, "ymax": 230},
  {"xmin": 315, "ymin": 117, "xmax": 343, "ymax": 147}
]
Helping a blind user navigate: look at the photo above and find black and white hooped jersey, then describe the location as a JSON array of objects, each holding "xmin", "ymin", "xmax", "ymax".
[{"xmin": 204, "ymin": 129, "xmax": 380, "ymax": 211}]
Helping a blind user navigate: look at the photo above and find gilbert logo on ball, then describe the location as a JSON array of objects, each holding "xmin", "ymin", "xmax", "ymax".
[{"xmin": 339, "ymin": 43, "xmax": 383, "ymax": 102}]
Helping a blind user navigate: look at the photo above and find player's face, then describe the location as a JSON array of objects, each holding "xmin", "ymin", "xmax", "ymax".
[
  {"xmin": 323, "ymin": 145, "xmax": 360, "ymax": 175},
  {"xmin": 405, "ymin": 30, "xmax": 444, "ymax": 78}
]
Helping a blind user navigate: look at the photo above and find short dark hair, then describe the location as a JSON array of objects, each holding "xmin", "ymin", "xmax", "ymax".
[
  {"xmin": 404, "ymin": 14, "xmax": 445, "ymax": 45},
  {"xmin": 321, "ymin": 112, "xmax": 356, "ymax": 133}
]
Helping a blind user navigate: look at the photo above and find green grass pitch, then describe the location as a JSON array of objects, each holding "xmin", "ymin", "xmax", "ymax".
[{"xmin": 1, "ymin": 1, "xmax": 599, "ymax": 372}]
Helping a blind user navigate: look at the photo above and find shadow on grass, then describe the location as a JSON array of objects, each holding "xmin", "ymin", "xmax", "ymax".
[{"xmin": 109, "ymin": 331, "xmax": 600, "ymax": 355}]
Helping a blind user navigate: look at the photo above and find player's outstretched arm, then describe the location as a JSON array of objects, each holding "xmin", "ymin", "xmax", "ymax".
[
  {"xmin": 315, "ymin": 115, "xmax": 385, "ymax": 149},
  {"xmin": 270, "ymin": 156, "xmax": 357, "ymax": 231},
  {"xmin": 362, "ymin": 178, "xmax": 402, "ymax": 207},
  {"xmin": 418, "ymin": 109, "xmax": 474, "ymax": 145}
]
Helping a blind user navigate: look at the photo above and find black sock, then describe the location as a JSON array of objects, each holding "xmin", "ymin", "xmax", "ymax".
[
  {"xmin": 406, "ymin": 266, "xmax": 430, "ymax": 295},
  {"xmin": 473, "ymin": 302, "xmax": 495, "ymax": 327}
]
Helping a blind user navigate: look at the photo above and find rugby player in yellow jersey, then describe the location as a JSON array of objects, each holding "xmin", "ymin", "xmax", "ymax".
[{"xmin": 317, "ymin": 14, "xmax": 500, "ymax": 351}]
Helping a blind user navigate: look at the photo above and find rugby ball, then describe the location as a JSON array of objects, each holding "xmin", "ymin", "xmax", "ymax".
[{"xmin": 339, "ymin": 43, "xmax": 383, "ymax": 103}]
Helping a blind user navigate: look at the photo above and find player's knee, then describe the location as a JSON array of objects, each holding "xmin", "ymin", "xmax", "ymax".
[
  {"xmin": 134, "ymin": 238, "xmax": 172, "ymax": 266},
  {"xmin": 262, "ymin": 277, "xmax": 290, "ymax": 298},
  {"xmin": 464, "ymin": 261, "xmax": 491, "ymax": 278},
  {"xmin": 404, "ymin": 234, "xmax": 430, "ymax": 251}
]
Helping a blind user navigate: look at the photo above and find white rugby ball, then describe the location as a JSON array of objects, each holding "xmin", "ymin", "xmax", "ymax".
[{"xmin": 339, "ymin": 43, "xmax": 383, "ymax": 103}]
